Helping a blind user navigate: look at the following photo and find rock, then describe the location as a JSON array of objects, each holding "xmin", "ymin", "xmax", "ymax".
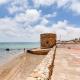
[{"xmin": 5, "ymin": 48, "xmax": 10, "ymax": 51}]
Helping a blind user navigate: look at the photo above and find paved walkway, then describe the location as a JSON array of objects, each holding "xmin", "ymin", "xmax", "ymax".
[{"xmin": 51, "ymin": 47, "xmax": 80, "ymax": 80}]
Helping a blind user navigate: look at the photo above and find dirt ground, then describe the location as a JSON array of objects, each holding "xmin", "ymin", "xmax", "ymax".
[{"xmin": 0, "ymin": 52, "xmax": 45, "ymax": 80}]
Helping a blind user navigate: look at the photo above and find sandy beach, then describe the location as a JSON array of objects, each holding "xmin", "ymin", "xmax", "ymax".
[{"xmin": 0, "ymin": 52, "xmax": 45, "ymax": 80}]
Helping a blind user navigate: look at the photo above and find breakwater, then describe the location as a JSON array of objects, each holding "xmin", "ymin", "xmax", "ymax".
[{"xmin": 27, "ymin": 46, "xmax": 56, "ymax": 80}]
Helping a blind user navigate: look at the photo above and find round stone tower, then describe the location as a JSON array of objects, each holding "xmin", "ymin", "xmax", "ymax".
[{"xmin": 40, "ymin": 33, "xmax": 56, "ymax": 49}]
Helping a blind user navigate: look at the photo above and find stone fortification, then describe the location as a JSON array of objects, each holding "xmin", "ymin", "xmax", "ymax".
[
  {"xmin": 27, "ymin": 46, "xmax": 56, "ymax": 80},
  {"xmin": 40, "ymin": 33, "xmax": 56, "ymax": 49}
]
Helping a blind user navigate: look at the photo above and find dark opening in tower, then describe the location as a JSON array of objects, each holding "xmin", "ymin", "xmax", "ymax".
[{"xmin": 40, "ymin": 33, "xmax": 56, "ymax": 49}]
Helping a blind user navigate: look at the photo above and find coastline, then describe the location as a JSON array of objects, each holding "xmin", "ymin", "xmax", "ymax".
[
  {"xmin": 0, "ymin": 51, "xmax": 24, "ymax": 75},
  {"xmin": 0, "ymin": 51, "xmax": 45, "ymax": 80},
  {"xmin": 0, "ymin": 49, "xmax": 23, "ymax": 67}
]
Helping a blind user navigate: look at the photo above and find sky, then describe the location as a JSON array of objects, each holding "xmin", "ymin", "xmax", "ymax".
[{"xmin": 0, "ymin": 0, "xmax": 80, "ymax": 42}]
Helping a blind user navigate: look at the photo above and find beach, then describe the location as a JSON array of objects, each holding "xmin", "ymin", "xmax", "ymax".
[
  {"xmin": 0, "ymin": 42, "xmax": 40, "ymax": 66},
  {"xmin": 0, "ymin": 42, "xmax": 43, "ymax": 80},
  {"xmin": 0, "ymin": 43, "xmax": 80, "ymax": 80},
  {"xmin": 0, "ymin": 52, "xmax": 45, "ymax": 80}
]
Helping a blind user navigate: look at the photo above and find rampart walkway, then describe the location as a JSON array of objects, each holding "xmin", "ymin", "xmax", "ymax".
[{"xmin": 51, "ymin": 45, "xmax": 80, "ymax": 80}]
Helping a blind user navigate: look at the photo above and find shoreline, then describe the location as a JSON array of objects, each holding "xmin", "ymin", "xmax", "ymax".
[
  {"xmin": 0, "ymin": 52, "xmax": 24, "ymax": 74},
  {"xmin": 0, "ymin": 51, "xmax": 45, "ymax": 80},
  {"xmin": 0, "ymin": 49, "xmax": 23, "ymax": 67}
]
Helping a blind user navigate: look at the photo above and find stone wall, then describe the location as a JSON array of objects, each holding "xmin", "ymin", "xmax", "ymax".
[
  {"xmin": 26, "ymin": 46, "xmax": 56, "ymax": 80},
  {"xmin": 40, "ymin": 33, "xmax": 56, "ymax": 49},
  {"xmin": 27, "ymin": 48, "xmax": 50, "ymax": 55}
]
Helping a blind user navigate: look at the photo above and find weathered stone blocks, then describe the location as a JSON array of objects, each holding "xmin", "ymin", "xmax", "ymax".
[
  {"xmin": 26, "ymin": 46, "xmax": 56, "ymax": 80},
  {"xmin": 27, "ymin": 33, "xmax": 56, "ymax": 55},
  {"xmin": 40, "ymin": 33, "xmax": 56, "ymax": 49}
]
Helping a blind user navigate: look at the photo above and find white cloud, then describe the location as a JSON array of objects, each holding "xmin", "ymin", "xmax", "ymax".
[
  {"xmin": 39, "ymin": 12, "xmax": 57, "ymax": 26},
  {"xmin": 56, "ymin": 0, "xmax": 80, "ymax": 15},
  {"xmin": 0, "ymin": 0, "xmax": 6, "ymax": 4},
  {"xmin": 8, "ymin": 0, "xmax": 28, "ymax": 14},
  {"xmin": 34, "ymin": 20, "xmax": 80, "ymax": 41},
  {"xmin": 33, "ymin": 0, "xmax": 70, "ymax": 7},
  {"xmin": 44, "ymin": 12, "xmax": 57, "ymax": 18},
  {"xmin": 56, "ymin": 0, "xmax": 70, "ymax": 8},
  {"xmin": 15, "ymin": 9, "xmax": 40, "ymax": 24},
  {"xmin": 0, "ymin": 17, "xmax": 41, "ymax": 42},
  {"xmin": 25, "ymin": 9, "xmax": 40, "ymax": 22},
  {"xmin": 0, "ymin": 0, "xmax": 80, "ymax": 42},
  {"xmin": 34, "ymin": 25, "xmax": 50, "ymax": 33},
  {"xmin": 0, "ymin": 0, "xmax": 9, "ymax": 4},
  {"xmin": 40, "ymin": 18, "xmax": 49, "ymax": 25},
  {"xmin": 0, "ymin": 8, "xmax": 41, "ymax": 42},
  {"xmin": 0, "ymin": 17, "xmax": 80, "ymax": 42},
  {"xmin": 69, "ymin": 0, "xmax": 80, "ymax": 15},
  {"xmin": 0, "ymin": 18, "xmax": 21, "ymax": 37},
  {"xmin": 51, "ymin": 20, "xmax": 80, "ymax": 40},
  {"xmin": 33, "ymin": 0, "xmax": 80, "ymax": 15},
  {"xmin": 33, "ymin": 0, "xmax": 55, "ymax": 7}
]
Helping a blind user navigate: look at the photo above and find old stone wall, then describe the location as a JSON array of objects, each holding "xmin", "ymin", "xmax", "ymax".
[
  {"xmin": 26, "ymin": 46, "xmax": 56, "ymax": 80},
  {"xmin": 40, "ymin": 33, "xmax": 56, "ymax": 49},
  {"xmin": 27, "ymin": 48, "xmax": 50, "ymax": 55}
]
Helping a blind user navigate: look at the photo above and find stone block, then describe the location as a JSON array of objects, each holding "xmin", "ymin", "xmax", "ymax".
[{"xmin": 40, "ymin": 33, "xmax": 56, "ymax": 49}]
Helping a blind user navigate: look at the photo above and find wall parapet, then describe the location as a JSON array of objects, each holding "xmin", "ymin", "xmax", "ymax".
[{"xmin": 27, "ymin": 46, "xmax": 56, "ymax": 80}]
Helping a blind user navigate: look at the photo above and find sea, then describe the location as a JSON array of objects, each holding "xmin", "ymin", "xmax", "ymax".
[{"xmin": 0, "ymin": 42, "xmax": 40, "ymax": 66}]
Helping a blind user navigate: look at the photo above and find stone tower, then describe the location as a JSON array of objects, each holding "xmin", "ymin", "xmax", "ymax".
[{"xmin": 40, "ymin": 33, "xmax": 56, "ymax": 49}]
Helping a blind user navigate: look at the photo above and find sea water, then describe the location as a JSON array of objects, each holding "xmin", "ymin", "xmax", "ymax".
[{"xmin": 0, "ymin": 42, "xmax": 40, "ymax": 65}]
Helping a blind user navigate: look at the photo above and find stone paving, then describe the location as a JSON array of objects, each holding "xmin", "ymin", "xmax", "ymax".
[{"xmin": 51, "ymin": 47, "xmax": 80, "ymax": 80}]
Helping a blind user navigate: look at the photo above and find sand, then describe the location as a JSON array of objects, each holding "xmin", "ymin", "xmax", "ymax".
[
  {"xmin": 51, "ymin": 44, "xmax": 80, "ymax": 80},
  {"xmin": 0, "ymin": 52, "xmax": 45, "ymax": 80}
]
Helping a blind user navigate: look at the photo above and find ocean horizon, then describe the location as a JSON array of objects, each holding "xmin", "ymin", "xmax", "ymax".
[{"xmin": 0, "ymin": 42, "xmax": 40, "ymax": 49}]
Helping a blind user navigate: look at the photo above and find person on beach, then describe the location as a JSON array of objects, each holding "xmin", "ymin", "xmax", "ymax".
[{"xmin": 24, "ymin": 48, "xmax": 25, "ymax": 53}]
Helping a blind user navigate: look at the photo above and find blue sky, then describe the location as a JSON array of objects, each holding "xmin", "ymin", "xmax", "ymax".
[{"xmin": 0, "ymin": 0, "xmax": 80, "ymax": 42}]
